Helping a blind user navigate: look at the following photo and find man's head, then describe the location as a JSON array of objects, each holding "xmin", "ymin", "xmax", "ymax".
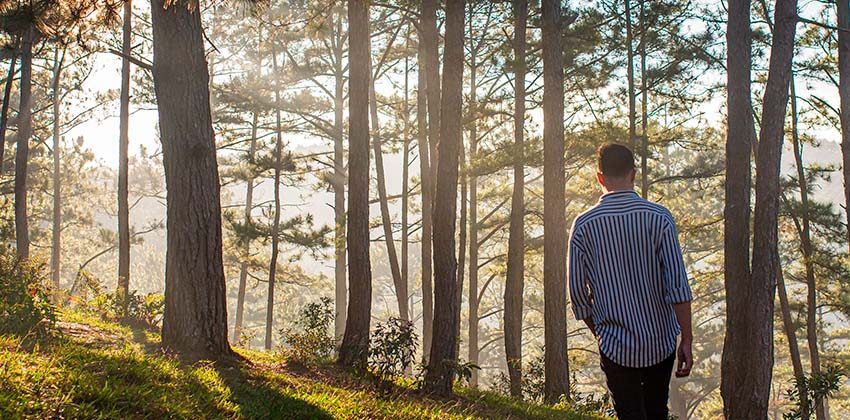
[{"xmin": 596, "ymin": 143, "xmax": 636, "ymax": 192}]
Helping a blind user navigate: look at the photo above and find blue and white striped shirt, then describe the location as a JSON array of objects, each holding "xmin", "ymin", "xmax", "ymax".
[{"xmin": 568, "ymin": 190, "xmax": 692, "ymax": 368}]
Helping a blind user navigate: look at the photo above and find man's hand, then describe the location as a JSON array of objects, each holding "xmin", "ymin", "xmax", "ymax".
[{"xmin": 675, "ymin": 338, "xmax": 693, "ymax": 378}]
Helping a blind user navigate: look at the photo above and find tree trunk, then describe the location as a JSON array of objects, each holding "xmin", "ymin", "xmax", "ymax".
[
  {"xmin": 723, "ymin": 0, "xmax": 798, "ymax": 417},
  {"xmin": 402, "ymin": 35, "xmax": 411, "ymax": 333},
  {"xmin": 720, "ymin": 0, "xmax": 755, "ymax": 415},
  {"xmin": 152, "ymin": 0, "xmax": 231, "ymax": 359},
  {"xmin": 456, "ymin": 122, "xmax": 467, "ymax": 360},
  {"xmin": 424, "ymin": 0, "xmax": 465, "ymax": 397},
  {"xmin": 790, "ymin": 77, "xmax": 825, "ymax": 420},
  {"xmin": 625, "ymin": 0, "xmax": 636, "ymax": 152},
  {"xmin": 118, "ymin": 0, "xmax": 132, "ymax": 311},
  {"xmin": 265, "ymin": 36, "xmax": 284, "ymax": 351},
  {"xmin": 333, "ymin": 7, "xmax": 347, "ymax": 340},
  {"xmin": 465, "ymin": 10, "xmax": 478, "ymax": 387},
  {"xmin": 416, "ymin": 33, "xmax": 434, "ymax": 362},
  {"xmin": 234, "ymin": 111, "xmax": 258, "ymax": 343},
  {"xmin": 0, "ymin": 49, "xmax": 16, "ymax": 174},
  {"xmin": 839, "ymin": 0, "xmax": 850, "ymax": 253},
  {"xmin": 370, "ymin": 71, "xmax": 408, "ymax": 322},
  {"xmin": 51, "ymin": 47, "xmax": 65, "ymax": 292},
  {"xmin": 639, "ymin": 0, "xmax": 649, "ymax": 198},
  {"xmin": 541, "ymin": 0, "xmax": 570, "ymax": 404},
  {"xmin": 419, "ymin": 0, "xmax": 440, "ymax": 357},
  {"xmin": 504, "ymin": 0, "xmax": 527, "ymax": 399},
  {"xmin": 338, "ymin": 0, "xmax": 372, "ymax": 368},
  {"xmin": 777, "ymin": 261, "xmax": 809, "ymax": 419},
  {"xmin": 14, "ymin": 26, "xmax": 34, "ymax": 260}
]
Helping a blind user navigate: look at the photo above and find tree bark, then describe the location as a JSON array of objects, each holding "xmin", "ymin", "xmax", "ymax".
[
  {"xmin": 118, "ymin": 0, "xmax": 132, "ymax": 311},
  {"xmin": 338, "ymin": 0, "xmax": 372, "ymax": 368},
  {"xmin": 419, "ymin": 0, "xmax": 440, "ymax": 357},
  {"xmin": 152, "ymin": 0, "xmax": 231, "ymax": 359},
  {"xmin": 777, "ymin": 254, "xmax": 809, "ymax": 418},
  {"xmin": 790, "ymin": 77, "xmax": 825, "ymax": 420},
  {"xmin": 542, "ymin": 0, "xmax": 570, "ymax": 404},
  {"xmin": 639, "ymin": 0, "xmax": 649, "ymax": 198},
  {"xmin": 370, "ymin": 70, "xmax": 408, "ymax": 322},
  {"xmin": 465, "ymin": 9, "xmax": 478, "ymax": 387},
  {"xmin": 402, "ymin": 34, "xmax": 411, "ymax": 335},
  {"xmin": 51, "ymin": 47, "xmax": 65, "ymax": 292},
  {"xmin": 0, "ymin": 48, "xmax": 16, "ymax": 174},
  {"xmin": 265, "ymin": 35, "xmax": 284, "ymax": 351},
  {"xmin": 333, "ymin": 7, "xmax": 347, "ymax": 340},
  {"xmin": 234, "ymin": 111, "xmax": 258, "ymax": 343},
  {"xmin": 626, "ymin": 0, "xmax": 637, "ymax": 152},
  {"xmin": 14, "ymin": 25, "xmax": 35, "ymax": 260},
  {"xmin": 504, "ymin": 0, "xmax": 527, "ymax": 399},
  {"xmin": 839, "ymin": 0, "xmax": 850, "ymax": 253},
  {"xmin": 424, "ymin": 0, "xmax": 465, "ymax": 397},
  {"xmin": 416, "ymin": 31, "xmax": 434, "ymax": 362}
]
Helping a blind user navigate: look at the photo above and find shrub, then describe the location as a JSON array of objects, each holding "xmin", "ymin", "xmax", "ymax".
[
  {"xmin": 784, "ymin": 364, "xmax": 846, "ymax": 420},
  {"xmin": 88, "ymin": 290, "xmax": 164, "ymax": 330},
  {"xmin": 369, "ymin": 318, "xmax": 417, "ymax": 387},
  {"xmin": 0, "ymin": 250, "xmax": 55, "ymax": 337},
  {"xmin": 281, "ymin": 297, "xmax": 335, "ymax": 366}
]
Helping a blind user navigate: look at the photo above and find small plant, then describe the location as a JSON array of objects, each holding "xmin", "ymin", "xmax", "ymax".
[
  {"xmin": 369, "ymin": 318, "xmax": 417, "ymax": 389},
  {"xmin": 87, "ymin": 290, "xmax": 164, "ymax": 330},
  {"xmin": 281, "ymin": 297, "xmax": 335, "ymax": 366},
  {"xmin": 235, "ymin": 328, "xmax": 258, "ymax": 350},
  {"xmin": 784, "ymin": 364, "xmax": 846, "ymax": 420},
  {"xmin": 0, "ymin": 250, "xmax": 55, "ymax": 337}
]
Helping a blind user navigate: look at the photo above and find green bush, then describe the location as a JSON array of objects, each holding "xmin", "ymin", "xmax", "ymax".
[
  {"xmin": 88, "ymin": 290, "xmax": 164, "ymax": 330},
  {"xmin": 0, "ymin": 250, "xmax": 55, "ymax": 336},
  {"xmin": 784, "ymin": 364, "xmax": 846, "ymax": 420},
  {"xmin": 369, "ymin": 318, "xmax": 417, "ymax": 387},
  {"xmin": 280, "ymin": 297, "xmax": 335, "ymax": 366}
]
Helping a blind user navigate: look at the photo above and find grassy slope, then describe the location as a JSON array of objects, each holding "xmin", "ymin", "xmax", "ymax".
[{"xmin": 0, "ymin": 311, "xmax": 603, "ymax": 420}]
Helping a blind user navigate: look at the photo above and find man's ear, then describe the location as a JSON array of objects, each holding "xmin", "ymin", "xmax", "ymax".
[
  {"xmin": 597, "ymin": 172, "xmax": 606, "ymax": 188},
  {"xmin": 630, "ymin": 168, "xmax": 637, "ymax": 184}
]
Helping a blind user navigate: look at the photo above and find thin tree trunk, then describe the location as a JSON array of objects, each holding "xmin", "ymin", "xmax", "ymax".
[
  {"xmin": 838, "ymin": 0, "xmax": 850, "ymax": 253},
  {"xmin": 370, "ymin": 71, "xmax": 408, "ymax": 322},
  {"xmin": 118, "ymin": 0, "xmax": 132, "ymax": 310},
  {"xmin": 639, "ymin": 0, "xmax": 649, "ymax": 198},
  {"xmin": 456, "ymin": 120, "xmax": 467, "ymax": 358},
  {"xmin": 424, "ymin": 0, "xmax": 465, "ymax": 397},
  {"xmin": 14, "ymin": 26, "xmax": 34, "ymax": 260},
  {"xmin": 51, "ymin": 47, "xmax": 65, "ymax": 292},
  {"xmin": 422, "ymin": 0, "xmax": 441, "ymax": 182},
  {"xmin": 333, "ymin": 7, "xmax": 347, "ymax": 340},
  {"xmin": 723, "ymin": 0, "xmax": 798, "ymax": 416},
  {"xmin": 504, "ymin": 0, "xmax": 527, "ymax": 399},
  {"xmin": 152, "ymin": 0, "xmax": 231, "ymax": 359},
  {"xmin": 417, "ymin": 6, "xmax": 435, "ymax": 360},
  {"xmin": 338, "ymin": 0, "xmax": 372, "ymax": 368},
  {"xmin": 265, "ymin": 35, "xmax": 284, "ymax": 351},
  {"xmin": 791, "ymin": 77, "xmax": 825, "ymax": 420},
  {"xmin": 541, "ymin": 0, "xmax": 570, "ymax": 404},
  {"xmin": 777, "ymin": 256, "xmax": 809, "ymax": 418},
  {"xmin": 402, "ymin": 33, "xmax": 411, "ymax": 332},
  {"xmin": 625, "ymin": 0, "xmax": 636, "ymax": 152},
  {"xmin": 0, "ymin": 49, "xmax": 16, "ymax": 174},
  {"xmin": 720, "ymin": 0, "xmax": 755, "ymax": 414},
  {"xmin": 466, "ymin": 21, "xmax": 479, "ymax": 386},
  {"xmin": 234, "ymin": 110, "xmax": 258, "ymax": 343}
]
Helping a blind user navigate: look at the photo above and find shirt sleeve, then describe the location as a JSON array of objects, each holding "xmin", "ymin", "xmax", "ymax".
[
  {"xmin": 658, "ymin": 216, "xmax": 693, "ymax": 304},
  {"xmin": 568, "ymin": 225, "xmax": 593, "ymax": 320}
]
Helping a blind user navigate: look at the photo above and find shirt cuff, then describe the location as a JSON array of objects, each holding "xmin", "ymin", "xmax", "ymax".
[
  {"xmin": 665, "ymin": 286, "xmax": 693, "ymax": 304},
  {"xmin": 572, "ymin": 304, "xmax": 593, "ymax": 320}
]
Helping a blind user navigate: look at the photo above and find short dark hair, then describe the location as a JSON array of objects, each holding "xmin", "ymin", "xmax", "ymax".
[{"xmin": 597, "ymin": 143, "xmax": 635, "ymax": 177}]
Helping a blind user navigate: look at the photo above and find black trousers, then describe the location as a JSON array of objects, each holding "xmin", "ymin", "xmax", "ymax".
[{"xmin": 600, "ymin": 352, "xmax": 676, "ymax": 420}]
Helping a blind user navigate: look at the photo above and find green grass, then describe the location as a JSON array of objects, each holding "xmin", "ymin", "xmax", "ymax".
[{"xmin": 0, "ymin": 310, "xmax": 604, "ymax": 419}]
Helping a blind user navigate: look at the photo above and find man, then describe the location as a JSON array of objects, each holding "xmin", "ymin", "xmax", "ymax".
[{"xmin": 568, "ymin": 143, "xmax": 693, "ymax": 420}]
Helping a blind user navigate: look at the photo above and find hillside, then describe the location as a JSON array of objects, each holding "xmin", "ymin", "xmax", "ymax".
[{"xmin": 0, "ymin": 311, "xmax": 604, "ymax": 420}]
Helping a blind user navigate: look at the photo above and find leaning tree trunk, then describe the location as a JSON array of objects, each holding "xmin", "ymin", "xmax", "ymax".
[
  {"xmin": 778, "ymin": 254, "xmax": 809, "ymax": 418},
  {"xmin": 723, "ymin": 0, "xmax": 798, "ymax": 417},
  {"xmin": 151, "ymin": 0, "xmax": 232, "ymax": 359},
  {"xmin": 720, "ymin": 0, "xmax": 755, "ymax": 414},
  {"xmin": 424, "ymin": 0, "xmax": 465, "ymax": 397},
  {"xmin": 332, "ymin": 6, "xmax": 347, "ymax": 340},
  {"xmin": 790, "ymin": 77, "xmax": 825, "ymax": 420},
  {"xmin": 419, "ymin": 0, "xmax": 440, "ymax": 356},
  {"xmin": 541, "ymin": 0, "xmax": 570, "ymax": 404},
  {"xmin": 118, "ymin": 0, "xmax": 132, "ymax": 310},
  {"xmin": 265, "ymin": 37, "xmax": 284, "ymax": 351},
  {"xmin": 416, "ymin": 30, "xmax": 434, "ymax": 361},
  {"xmin": 839, "ymin": 0, "xmax": 850, "ymax": 251},
  {"xmin": 14, "ymin": 26, "xmax": 34, "ymax": 260},
  {"xmin": 0, "ymin": 47, "xmax": 16, "ymax": 173},
  {"xmin": 51, "ymin": 47, "xmax": 65, "ymax": 292},
  {"xmin": 338, "ymin": 0, "xmax": 373, "ymax": 369},
  {"xmin": 234, "ymin": 111, "xmax": 258, "ymax": 342},
  {"xmin": 504, "ymin": 0, "xmax": 527, "ymax": 399}
]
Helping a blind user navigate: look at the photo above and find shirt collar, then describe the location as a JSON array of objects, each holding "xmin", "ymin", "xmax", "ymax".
[{"xmin": 599, "ymin": 189, "xmax": 639, "ymax": 203}]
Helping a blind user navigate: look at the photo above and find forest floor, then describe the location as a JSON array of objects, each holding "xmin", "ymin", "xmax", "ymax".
[{"xmin": 0, "ymin": 310, "xmax": 603, "ymax": 419}]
